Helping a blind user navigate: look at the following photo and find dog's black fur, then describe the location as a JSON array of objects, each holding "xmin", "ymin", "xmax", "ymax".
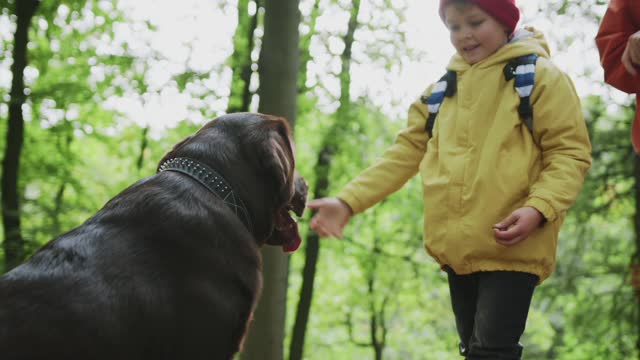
[{"xmin": 0, "ymin": 113, "xmax": 307, "ymax": 360}]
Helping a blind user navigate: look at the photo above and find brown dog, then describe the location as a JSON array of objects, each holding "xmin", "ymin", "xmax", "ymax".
[{"xmin": 0, "ymin": 113, "xmax": 308, "ymax": 360}]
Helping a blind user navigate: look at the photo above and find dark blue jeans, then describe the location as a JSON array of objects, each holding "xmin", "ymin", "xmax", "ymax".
[{"xmin": 445, "ymin": 267, "xmax": 539, "ymax": 360}]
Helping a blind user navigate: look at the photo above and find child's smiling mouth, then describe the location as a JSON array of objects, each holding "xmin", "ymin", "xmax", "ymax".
[{"xmin": 463, "ymin": 44, "xmax": 480, "ymax": 52}]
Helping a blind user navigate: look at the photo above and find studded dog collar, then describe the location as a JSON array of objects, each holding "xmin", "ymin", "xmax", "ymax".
[{"xmin": 158, "ymin": 157, "xmax": 254, "ymax": 233}]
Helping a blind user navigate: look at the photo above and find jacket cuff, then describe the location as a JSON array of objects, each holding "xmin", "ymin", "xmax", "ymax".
[
  {"xmin": 524, "ymin": 197, "xmax": 556, "ymax": 223},
  {"xmin": 336, "ymin": 190, "xmax": 364, "ymax": 215}
]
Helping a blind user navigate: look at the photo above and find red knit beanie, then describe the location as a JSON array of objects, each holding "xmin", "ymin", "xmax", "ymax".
[{"xmin": 439, "ymin": 0, "xmax": 520, "ymax": 35}]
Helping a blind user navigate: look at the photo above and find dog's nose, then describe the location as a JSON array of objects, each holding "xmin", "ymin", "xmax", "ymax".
[{"xmin": 291, "ymin": 174, "xmax": 308, "ymax": 217}]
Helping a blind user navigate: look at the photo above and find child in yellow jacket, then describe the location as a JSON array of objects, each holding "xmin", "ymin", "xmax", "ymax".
[{"xmin": 308, "ymin": 0, "xmax": 592, "ymax": 358}]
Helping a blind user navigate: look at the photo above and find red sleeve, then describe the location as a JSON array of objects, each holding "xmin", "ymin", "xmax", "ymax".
[{"xmin": 596, "ymin": 0, "xmax": 640, "ymax": 94}]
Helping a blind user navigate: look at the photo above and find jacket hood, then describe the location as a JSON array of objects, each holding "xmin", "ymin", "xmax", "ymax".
[{"xmin": 447, "ymin": 27, "xmax": 551, "ymax": 72}]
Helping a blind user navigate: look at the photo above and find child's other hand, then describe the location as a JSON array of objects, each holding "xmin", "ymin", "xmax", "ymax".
[
  {"xmin": 622, "ymin": 30, "xmax": 640, "ymax": 76},
  {"xmin": 307, "ymin": 197, "xmax": 353, "ymax": 238},
  {"xmin": 493, "ymin": 207, "xmax": 544, "ymax": 246}
]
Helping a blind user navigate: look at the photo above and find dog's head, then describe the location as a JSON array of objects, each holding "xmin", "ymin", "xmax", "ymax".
[{"xmin": 158, "ymin": 112, "xmax": 308, "ymax": 252}]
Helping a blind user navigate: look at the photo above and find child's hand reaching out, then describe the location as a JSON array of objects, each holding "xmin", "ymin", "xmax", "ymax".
[
  {"xmin": 308, "ymin": 197, "xmax": 353, "ymax": 238},
  {"xmin": 493, "ymin": 207, "xmax": 544, "ymax": 246}
]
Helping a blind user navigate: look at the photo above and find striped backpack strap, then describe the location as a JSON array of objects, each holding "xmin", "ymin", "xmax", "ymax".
[
  {"xmin": 503, "ymin": 54, "xmax": 539, "ymax": 132},
  {"xmin": 420, "ymin": 70, "xmax": 457, "ymax": 137}
]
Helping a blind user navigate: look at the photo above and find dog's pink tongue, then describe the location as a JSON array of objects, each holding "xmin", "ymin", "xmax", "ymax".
[{"xmin": 282, "ymin": 217, "xmax": 301, "ymax": 253}]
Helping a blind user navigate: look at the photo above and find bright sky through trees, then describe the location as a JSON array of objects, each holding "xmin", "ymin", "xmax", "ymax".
[{"xmin": 0, "ymin": 0, "xmax": 622, "ymax": 136}]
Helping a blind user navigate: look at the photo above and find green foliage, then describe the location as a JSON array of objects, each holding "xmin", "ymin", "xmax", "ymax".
[
  {"xmin": 289, "ymin": 99, "xmax": 460, "ymax": 359},
  {"xmin": 0, "ymin": 0, "xmax": 11, "ymax": 12},
  {"xmin": 0, "ymin": 0, "xmax": 638, "ymax": 358},
  {"xmin": 524, "ymin": 95, "xmax": 639, "ymax": 359},
  {"xmin": 1, "ymin": 0, "xmax": 148, "ymax": 261}
]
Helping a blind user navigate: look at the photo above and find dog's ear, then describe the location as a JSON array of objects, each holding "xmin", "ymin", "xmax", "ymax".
[
  {"xmin": 244, "ymin": 116, "xmax": 295, "ymax": 200},
  {"xmin": 157, "ymin": 135, "xmax": 194, "ymax": 170}
]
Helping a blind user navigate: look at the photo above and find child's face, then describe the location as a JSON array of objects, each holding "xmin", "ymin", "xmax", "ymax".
[{"xmin": 444, "ymin": 3, "xmax": 510, "ymax": 65}]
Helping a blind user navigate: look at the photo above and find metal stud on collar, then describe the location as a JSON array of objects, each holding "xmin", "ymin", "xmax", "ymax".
[{"xmin": 158, "ymin": 157, "xmax": 254, "ymax": 233}]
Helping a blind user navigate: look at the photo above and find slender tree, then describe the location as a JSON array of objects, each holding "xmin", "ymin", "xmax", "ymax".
[
  {"xmin": 2, "ymin": 0, "xmax": 40, "ymax": 271},
  {"xmin": 240, "ymin": 0, "xmax": 300, "ymax": 358},
  {"xmin": 289, "ymin": 1, "xmax": 361, "ymax": 359},
  {"xmin": 634, "ymin": 154, "xmax": 640, "ymax": 358},
  {"xmin": 365, "ymin": 241, "xmax": 388, "ymax": 360},
  {"xmin": 49, "ymin": 118, "xmax": 73, "ymax": 236},
  {"xmin": 227, "ymin": 0, "xmax": 261, "ymax": 113},
  {"xmin": 343, "ymin": 238, "xmax": 390, "ymax": 360},
  {"xmin": 136, "ymin": 127, "xmax": 149, "ymax": 172},
  {"xmin": 297, "ymin": 0, "xmax": 320, "ymax": 94}
]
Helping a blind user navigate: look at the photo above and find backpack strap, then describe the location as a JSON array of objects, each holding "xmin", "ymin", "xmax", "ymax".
[
  {"xmin": 420, "ymin": 70, "xmax": 457, "ymax": 137},
  {"xmin": 503, "ymin": 54, "xmax": 539, "ymax": 133}
]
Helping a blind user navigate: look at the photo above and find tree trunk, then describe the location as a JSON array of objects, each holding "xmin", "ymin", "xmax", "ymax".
[
  {"xmin": 239, "ymin": 0, "xmax": 299, "ymax": 359},
  {"xmin": 288, "ymin": 194, "xmax": 320, "ymax": 360},
  {"xmin": 227, "ymin": 0, "xmax": 260, "ymax": 113},
  {"xmin": 51, "ymin": 119, "xmax": 73, "ymax": 235},
  {"xmin": 297, "ymin": 0, "xmax": 320, "ymax": 94},
  {"xmin": 368, "ymin": 278, "xmax": 384, "ymax": 360},
  {"xmin": 136, "ymin": 126, "xmax": 149, "ymax": 171},
  {"xmin": 368, "ymin": 241, "xmax": 387, "ymax": 360},
  {"xmin": 288, "ymin": 2, "xmax": 360, "ymax": 359},
  {"xmin": 634, "ymin": 154, "xmax": 640, "ymax": 359},
  {"xmin": 2, "ymin": 0, "xmax": 40, "ymax": 272}
]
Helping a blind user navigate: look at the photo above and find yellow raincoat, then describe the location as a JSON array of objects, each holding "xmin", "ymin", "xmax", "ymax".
[{"xmin": 337, "ymin": 28, "xmax": 592, "ymax": 282}]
